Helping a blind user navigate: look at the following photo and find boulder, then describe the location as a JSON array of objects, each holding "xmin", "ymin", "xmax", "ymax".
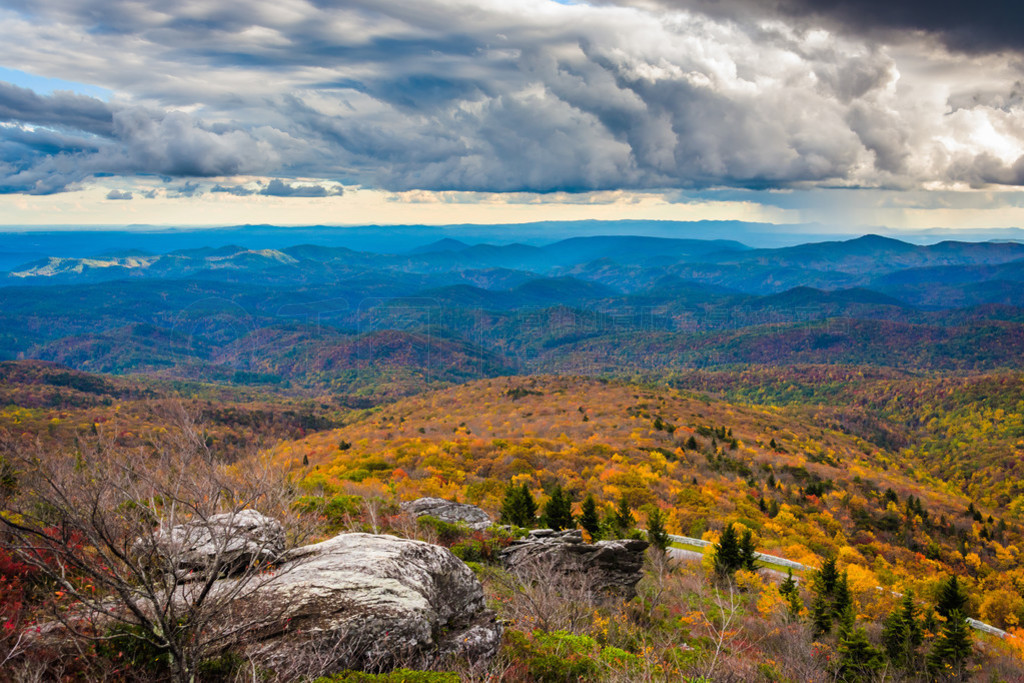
[
  {"xmin": 400, "ymin": 497, "xmax": 493, "ymax": 531},
  {"xmin": 142, "ymin": 509, "xmax": 285, "ymax": 574},
  {"xmin": 500, "ymin": 529, "xmax": 649, "ymax": 598},
  {"xmin": 237, "ymin": 533, "xmax": 502, "ymax": 674}
]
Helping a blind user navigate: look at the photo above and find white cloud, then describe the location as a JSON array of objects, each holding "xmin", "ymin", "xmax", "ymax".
[{"xmin": 0, "ymin": 0, "xmax": 1022, "ymax": 199}]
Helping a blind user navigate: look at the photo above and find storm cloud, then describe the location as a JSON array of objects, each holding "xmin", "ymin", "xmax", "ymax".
[
  {"xmin": 1, "ymin": 0, "xmax": 1022, "ymax": 195},
  {"xmin": 627, "ymin": 0, "xmax": 1024, "ymax": 54}
]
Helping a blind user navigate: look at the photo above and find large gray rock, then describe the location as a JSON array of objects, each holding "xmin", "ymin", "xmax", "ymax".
[
  {"xmin": 237, "ymin": 533, "xmax": 501, "ymax": 674},
  {"xmin": 400, "ymin": 497, "xmax": 493, "ymax": 531},
  {"xmin": 500, "ymin": 529, "xmax": 649, "ymax": 598},
  {"xmin": 143, "ymin": 509, "xmax": 285, "ymax": 574}
]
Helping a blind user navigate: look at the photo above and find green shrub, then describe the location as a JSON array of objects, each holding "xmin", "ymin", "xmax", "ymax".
[
  {"xmin": 505, "ymin": 630, "xmax": 600, "ymax": 681},
  {"xmin": 416, "ymin": 515, "xmax": 468, "ymax": 544},
  {"xmin": 504, "ymin": 629, "xmax": 645, "ymax": 682},
  {"xmin": 341, "ymin": 468, "xmax": 372, "ymax": 482},
  {"xmin": 94, "ymin": 623, "xmax": 171, "ymax": 675},
  {"xmin": 450, "ymin": 534, "xmax": 511, "ymax": 564},
  {"xmin": 196, "ymin": 651, "xmax": 245, "ymax": 682},
  {"xmin": 292, "ymin": 494, "xmax": 363, "ymax": 528},
  {"xmin": 450, "ymin": 538, "xmax": 485, "ymax": 562}
]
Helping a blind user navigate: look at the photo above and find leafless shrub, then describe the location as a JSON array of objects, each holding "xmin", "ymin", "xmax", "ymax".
[
  {"xmin": 0, "ymin": 410, "xmax": 306, "ymax": 683},
  {"xmin": 489, "ymin": 552, "xmax": 602, "ymax": 634}
]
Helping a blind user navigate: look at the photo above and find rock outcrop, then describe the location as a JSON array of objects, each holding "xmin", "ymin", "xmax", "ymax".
[
  {"xmin": 400, "ymin": 497, "xmax": 493, "ymax": 531},
  {"xmin": 233, "ymin": 532, "xmax": 501, "ymax": 673},
  {"xmin": 500, "ymin": 529, "xmax": 649, "ymax": 598},
  {"xmin": 143, "ymin": 509, "xmax": 285, "ymax": 574}
]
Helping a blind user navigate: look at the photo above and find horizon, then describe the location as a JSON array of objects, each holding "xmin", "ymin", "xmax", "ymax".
[{"xmin": 3, "ymin": 221, "xmax": 1024, "ymax": 268}]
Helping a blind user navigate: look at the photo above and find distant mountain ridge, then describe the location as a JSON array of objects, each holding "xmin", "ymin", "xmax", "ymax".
[{"xmin": 5, "ymin": 232, "xmax": 1024, "ymax": 389}]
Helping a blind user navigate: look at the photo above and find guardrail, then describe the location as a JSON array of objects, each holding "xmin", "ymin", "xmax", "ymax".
[
  {"xmin": 666, "ymin": 533, "xmax": 814, "ymax": 571},
  {"xmin": 661, "ymin": 533, "xmax": 1008, "ymax": 638}
]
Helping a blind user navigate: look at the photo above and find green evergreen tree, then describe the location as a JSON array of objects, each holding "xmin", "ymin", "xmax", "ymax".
[
  {"xmin": 811, "ymin": 586, "xmax": 833, "ymax": 639},
  {"xmin": 882, "ymin": 606, "xmax": 909, "ymax": 663},
  {"xmin": 612, "ymin": 494, "xmax": 635, "ymax": 537},
  {"xmin": 935, "ymin": 575, "xmax": 970, "ymax": 619},
  {"xmin": 645, "ymin": 505, "xmax": 670, "ymax": 552},
  {"xmin": 832, "ymin": 571, "xmax": 852, "ymax": 622},
  {"xmin": 809, "ymin": 559, "xmax": 840, "ymax": 638},
  {"xmin": 882, "ymin": 590, "xmax": 923, "ymax": 670},
  {"xmin": 922, "ymin": 606, "xmax": 937, "ymax": 636},
  {"xmin": 835, "ymin": 606, "xmax": 885, "ymax": 682},
  {"xmin": 579, "ymin": 493, "xmax": 601, "ymax": 541},
  {"xmin": 927, "ymin": 610, "xmax": 973, "ymax": 678},
  {"xmin": 713, "ymin": 523, "xmax": 743, "ymax": 576},
  {"xmin": 541, "ymin": 484, "xmax": 574, "ymax": 531},
  {"xmin": 779, "ymin": 568, "xmax": 803, "ymax": 621},
  {"xmin": 519, "ymin": 483, "xmax": 538, "ymax": 527},
  {"xmin": 499, "ymin": 483, "xmax": 519, "ymax": 526},
  {"xmin": 779, "ymin": 568, "xmax": 797, "ymax": 597},
  {"xmin": 786, "ymin": 585, "xmax": 804, "ymax": 622},
  {"xmin": 818, "ymin": 555, "xmax": 839, "ymax": 596},
  {"xmin": 739, "ymin": 528, "xmax": 758, "ymax": 571},
  {"xmin": 499, "ymin": 482, "xmax": 537, "ymax": 528}
]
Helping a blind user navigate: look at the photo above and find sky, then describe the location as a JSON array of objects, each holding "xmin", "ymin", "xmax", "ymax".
[{"xmin": 2, "ymin": 0, "xmax": 1024, "ymax": 231}]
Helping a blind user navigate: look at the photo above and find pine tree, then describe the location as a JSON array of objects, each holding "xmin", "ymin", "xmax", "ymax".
[
  {"xmin": 713, "ymin": 523, "xmax": 743, "ymax": 576},
  {"xmin": 541, "ymin": 484, "xmax": 574, "ymax": 531},
  {"xmin": 786, "ymin": 585, "xmax": 804, "ymax": 622},
  {"xmin": 779, "ymin": 568, "xmax": 797, "ymax": 597},
  {"xmin": 612, "ymin": 494, "xmax": 635, "ymax": 537},
  {"xmin": 579, "ymin": 493, "xmax": 601, "ymax": 541},
  {"xmin": 882, "ymin": 590, "xmax": 923, "ymax": 670},
  {"xmin": 832, "ymin": 571, "xmax": 852, "ymax": 622},
  {"xmin": 811, "ymin": 586, "xmax": 833, "ymax": 638},
  {"xmin": 499, "ymin": 483, "xmax": 519, "ymax": 526},
  {"xmin": 922, "ymin": 606, "xmax": 937, "ymax": 636},
  {"xmin": 936, "ymin": 575, "xmax": 970, "ymax": 619},
  {"xmin": 779, "ymin": 568, "xmax": 802, "ymax": 621},
  {"xmin": 882, "ymin": 606, "xmax": 909, "ymax": 663},
  {"xmin": 927, "ymin": 610, "xmax": 973, "ymax": 677},
  {"xmin": 810, "ymin": 558, "xmax": 841, "ymax": 638},
  {"xmin": 645, "ymin": 505, "xmax": 670, "ymax": 551},
  {"xmin": 739, "ymin": 528, "xmax": 758, "ymax": 571},
  {"xmin": 519, "ymin": 484, "xmax": 538, "ymax": 527},
  {"xmin": 499, "ymin": 482, "xmax": 537, "ymax": 528},
  {"xmin": 835, "ymin": 606, "xmax": 885, "ymax": 682},
  {"xmin": 819, "ymin": 555, "xmax": 839, "ymax": 596}
]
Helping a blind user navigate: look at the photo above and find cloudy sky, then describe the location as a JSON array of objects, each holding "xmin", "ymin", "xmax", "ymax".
[{"xmin": 2, "ymin": 0, "xmax": 1024, "ymax": 230}]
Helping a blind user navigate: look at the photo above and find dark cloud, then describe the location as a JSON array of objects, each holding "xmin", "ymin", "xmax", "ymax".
[
  {"xmin": 259, "ymin": 179, "xmax": 343, "ymax": 197},
  {"xmin": 777, "ymin": 0, "xmax": 1024, "ymax": 54},
  {"xmin": 621, "ymin": 0, "xmax": 1024, "ymax": 54},
  {"xmin": 0, "ymin": 86, "xmax": 280, "ymax": 193},
  {"xmin": 105, "ymin": 188, "xmax": 132, "ymax": 199},
  {"xmin": 0, "ymin": 81, "xmax": 114, "ymax": 135}
]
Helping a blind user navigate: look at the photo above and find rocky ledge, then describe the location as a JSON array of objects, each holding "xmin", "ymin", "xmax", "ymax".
[
  {"xmin": 500, "ymin": 528, "xmax": 649, "ymax": 598},
  {"xmin": 400, "ymin": 496, "xmax": 494, "ymax": 530}
]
